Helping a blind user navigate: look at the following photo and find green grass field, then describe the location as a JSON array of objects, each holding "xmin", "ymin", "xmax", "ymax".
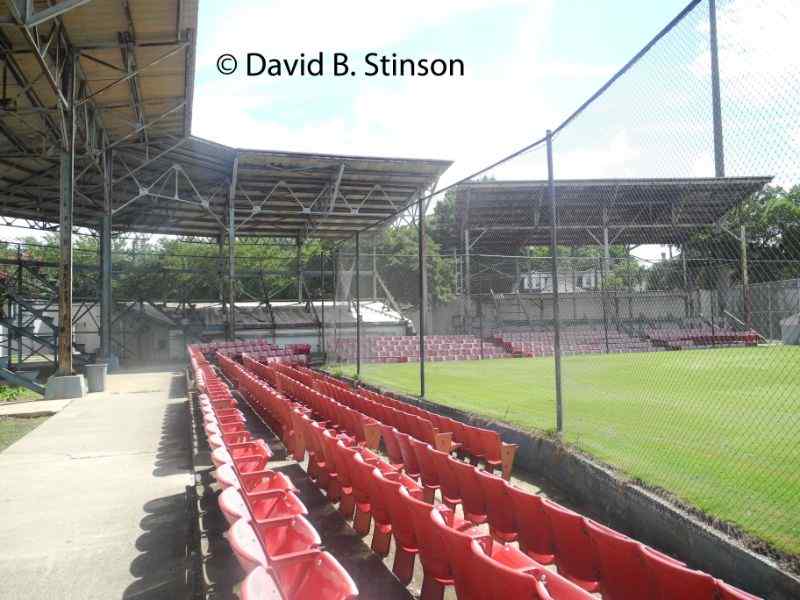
[
  {"xmin": 0, "ymin": 416, "xmax": 48, "ymax": 452},
  {"xmin": 338, "ymin": 346, "xmax": 800, "ymax": 555}
]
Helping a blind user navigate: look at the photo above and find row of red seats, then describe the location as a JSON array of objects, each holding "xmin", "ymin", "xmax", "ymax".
[
  {"xmin": 230, "ymin": 357, "xmax": 605, "ymax": 600},
  {"xmin": 189, "ymin": 348, "xmax": 358, "ymax": 600},
  {"xmin": 300, "ymin": 366, "xmax": 518, "ymax": 479},
  {"xmin": 234, "ymin": 353, "xmax": 760, "ymax": 600}
]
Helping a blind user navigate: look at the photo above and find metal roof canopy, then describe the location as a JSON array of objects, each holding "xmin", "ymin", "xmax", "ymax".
[
  {"xmin": 455, "ymin": 177, "xmax": 773, "ymax": 252},
  {"xmin": 0, "ymin": 1, "xmax": 450, "ymax": 240}
]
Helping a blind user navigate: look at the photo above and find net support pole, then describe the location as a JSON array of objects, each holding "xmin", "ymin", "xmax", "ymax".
[
  {"xmin": 740, "ymin": 225, "xmax": 751, "ymax": 328},
  {"xmin": 296, "ymin": 236, "xmax": 303, "ymax": 302},
  {"xmin": 547, "ymin": 130, "xmax": 563, "ymax": 434},
  {"xmin": 99, "ymin": 149, "xmax": 113, "ymax": 361},
  {"xmin": 355, "ymin": 232, "xmax": 361, "ymax": 378},
  {"xmin": 709, "ymin": 0, "xmax": 725, "ymax": 178},
  {"xmin": 418, "ymin": 192, "xmax": 427, "ymax": 398},
  {"xmin": 320, "ymin": 250, "xmax": 326, "ymax": 354},
  {"xmin": 227, "ymin": 153, "xmax": 239, "ymax": 340},
  {"xmin": 57, "ymin": 55, "xmax": 76, "ymax": 376}
]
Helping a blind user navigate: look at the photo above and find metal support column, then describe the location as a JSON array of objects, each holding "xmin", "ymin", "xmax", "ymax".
[
  {"xmin": 372, "ymin": 237, "xmax": 378, "ymax": 299},
  {"xmin": 547, "ymin": 130, "xmax": 563, "ymax": 434},
  {"xmin": 709, "ymin": 0, "xmax": 725, "ymax": 178},
  {"xmin": 320, "ymin": 250, "xmax": 326, "ymax": 354},
  {"xmin": 418, "ymin": 193, "xmax": 427, "ymax": 398},
  {"xmin": 355, "ymin": 232, "xmax": 361, "ymax": 377},
  {"xmin": 99, "ymin": 149, "xmax": 113, "ymax": 360},
  {"xmin": 740, "ymin": 225, "xmax": 751, "ymax": 328},
  {"xmin": 296, "ymin": 236, "xmax": 303, "ymax": 302},
  {"xmin": 227, "ymin": 154, "xmax": 239, "ymax": 340},
  {"xmin": 464, "ymin": 229, "xmax": 471, "ymax": 334},
  {"xmin": 57, "ymin": 55, "xmax": 77, "ymax": 375}
]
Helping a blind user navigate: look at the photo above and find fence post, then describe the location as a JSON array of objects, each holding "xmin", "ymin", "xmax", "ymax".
[
  {"xmin": 546, "ymin": 130, "xmax": 563, "ymax": 434},
  {"xmin": 418, "ymin": 192, "xmax": 427, "ymax": 399},
  {"xmin": 355, "ymin": 233, "xmax": 361, "ymax": 378}
]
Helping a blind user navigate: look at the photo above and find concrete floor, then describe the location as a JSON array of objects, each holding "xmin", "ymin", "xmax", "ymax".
[{"xmin": 0, "ymin": 366, "xmax": 192, "ymax": 600}]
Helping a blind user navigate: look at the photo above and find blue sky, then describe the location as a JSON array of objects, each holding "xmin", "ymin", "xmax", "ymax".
[{"xmin": 191, "ymin": 0, "xmax": 694, "ymax": 185}]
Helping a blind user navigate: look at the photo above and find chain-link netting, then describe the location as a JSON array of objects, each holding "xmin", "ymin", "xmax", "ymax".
[{"xmin": 321, "ymin": 0, "xmax": 800, "ymax": 558}]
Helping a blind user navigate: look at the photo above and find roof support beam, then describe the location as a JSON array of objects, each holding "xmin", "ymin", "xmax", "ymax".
[{"xmin": 9, "ymin": 0, "xmax": 92, "ymax": 28}]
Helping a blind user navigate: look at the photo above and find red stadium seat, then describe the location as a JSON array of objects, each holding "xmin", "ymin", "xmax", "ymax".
[
  {"xmin": 410, "ymin": 438, "xmax": 440, "ymax": 503},
  {"xmin": 447, "ymin": 456, "xmax": 487, "ymax": 525},
  {"xmin": 228, "ymin": 515, "xmax": 321, "ymax": 573},
  {"xmin": 541, "ymin": 499, "xmax": 600, "ymax": 592},
  {"xmin": 505, "ymin": 485, "xmax": 555, "ymax": 564},
  {"xmin": 395, "ymin": 430, "xmax": 421, "ymax": 480},
  {"xmin": 371, "ymin": 468, "xmax": 419, "ymax": 584},
  {"xmin": 585, "ymin": 518, "xmax": 654, "ymax": 600},
  {"xmin": 641, "ymin": 546, "xmax": 717, "ymax": 599},
  {"xmin": 398, "ymin": 487, "xmax": 457, "ymax": 600},
  {"xmin": 272, "ymin": 551, "xmax": 358, "ymax": 600},
  {"xmin": 245, "ymin": 490, "xmax": 307, "ymax": 524},
  {"xmin": 470, "ymin": 539, "xmax": 594, "ymax": 600},
  {"xmin": 378, "ymin": 424, "xmax": 405, "ymax": 469},
  {"xmin": 473, "ymin": 468, "xmax": 517, "ymax": 543},
  {"xmin": 429, "ymin": 507, "xmax": 487, "ymax": 600},
  {"xmin": 428, "ymin": 446, "xmax": 462, "ymax": 512}
]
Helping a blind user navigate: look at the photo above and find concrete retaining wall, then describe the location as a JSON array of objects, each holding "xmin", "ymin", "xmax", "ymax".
[{"xmin": 341, "ymin": 375, "xmax": 800, "ymax": 600}]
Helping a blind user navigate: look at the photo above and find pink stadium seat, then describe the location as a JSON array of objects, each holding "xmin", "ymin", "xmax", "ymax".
[
  {"xmin": 228, "ymin": 515, "xmax": 321, "ymax": 573},
  {"xmin": 447, "ymin": 456, "xmax": 487, "ymax": 525},
  {"xmin": 240, "ymin": 566, "xmax": 282, "ymax": 600},
  {"xmin": 219, "ymin": 486, "xmax": 251, "ymax": 526},
  {"xmin": 505, "ymin": 485, "xmax": 555, "ymax": 564},
  {"xmin": 541, "ymin": 499, "xmax": 600, "ymax": 592},
  {"xmin": 241, "ymin": 554, "xmax": 358, "ymax": 600},
  {"xmin": 429, "ymin": 507, "xmax": 488, "ymax": 600},
  {"xmin": 245, "ymin": 490, "xmax": 307, "ymax": 524},
  {"xmin": 474, "ymin": 468, "xmax": 517, "ymax": 543}
]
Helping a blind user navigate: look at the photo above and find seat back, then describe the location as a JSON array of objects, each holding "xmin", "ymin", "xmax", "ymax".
[
  {"xmin": 378, "ymin": 424, "xmax": 404, "ymax": 466},
  {"xmin": 429, "ymin": 508, "xmax": 486, "ymax": 600},
  {"xmin": 395, "ymin": 430, "xmax": 421, "ymax": 478},
  {"xmin": 371, "ymin": 468, "xmax": 417, "ymax": 549},
  {"xmin": 429, "ymin": 446, "xmax": 461, "ymax": 505},
  {"xmin": 505, "ymin": 485, "xmax": 555, "ymax": 563},
  {"xmin": 409, "ymin": 438, "xmax": 439, "ymax": 488},
  {"xmin": 469, "ymin": 539, "xmax": 551, "ymax": 600},
  {"xmin": 447, "ymin": 456, "xmax": 486, "ymax": 523},
  {"xmin": 474, "ymin": 469, "xmax": 516, "ymax": 542},
  {"xmin": 541, "ymin": 499, "xmax": 600, "ymax": 591},
  {"xmin": 641, "ymin": 547, "xmax": 717, "ymax": 600},
  {"xmin": 585, "ymin": 519, "xmax": 653, "ymax": 600},
  {"xmin": 398, "ymin": 487, "xmax": 451, "ymax": 580},
  {"xmin": 273, "ymin": 551, "xmax": 359, "ymax": 600}
]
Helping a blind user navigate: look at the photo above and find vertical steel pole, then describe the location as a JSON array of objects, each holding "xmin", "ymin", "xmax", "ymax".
[
  {"xmin": 740, "ymin": 225, "xmax": 751, "ymax": 328},
  {"xmin": 418, "ymin": 193, "xmax": 427, "ymax": 398},
  {"xmin": 320, "ymin": 250, "xmax": 326, "ymax": 354},
  {"xmin": 15, "ymin": 244, "xmax": 21, "ymax": 366},
  {"xmin": 296, "ymin": 236, "xmax": 303, "ymax": 302},
  {"xmin": 464, "ymin": 229, "xmax": 471, "ymax": 333},
  {"xmin": 100, "ymin": 149, "xmax": 113, "ymax": 360},
  {"xmin": 709, "ymin": 0, "xmax": 725, "ymax": 178},
  {"xmin": 547, "ymin": 130, "xmax": 563, "ymax": 434},
  {"xmin": 228, "ymin": 154, "xmax": 239, "ymax": 340},
  {"xmin": 57, "ymin": 55, "xmax": 76, "ymax": 375},
  {"xmin": 372, "ymin": 237, "xmax": 378, "ymax": 299},
  {"xmin": 355, "ymin": 233, "xmax": 361, "ymax": 377}
]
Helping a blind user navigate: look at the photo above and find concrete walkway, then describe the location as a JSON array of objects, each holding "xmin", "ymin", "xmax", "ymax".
[
  {"xmin": 0, "ymin": 398, "xmax": 72, "ymax": 417},
  {"xmin": 0, "ymin": 367, "xmax": 192, "ymax": 600}
]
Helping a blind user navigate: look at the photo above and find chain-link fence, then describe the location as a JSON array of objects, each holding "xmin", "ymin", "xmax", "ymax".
[{"xmin": 324, "ymin": 0, "xmax": 800, "ymax": 559}]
